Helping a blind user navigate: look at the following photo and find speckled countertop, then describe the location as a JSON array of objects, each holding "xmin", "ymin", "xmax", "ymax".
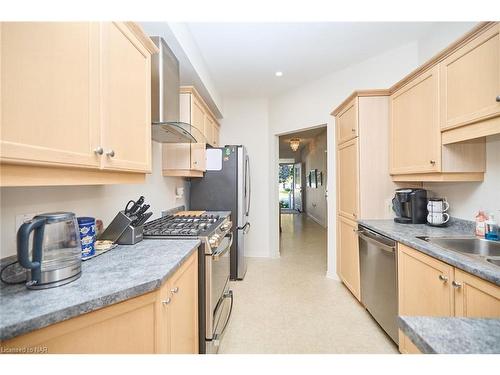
[
  {"xmin": 398, "ymin": 316, "xmax": 500, "ymax": 354},
  {"xmin": 0, "ymin": 239, "xmax": 200, "ymax": 341},
  {"xmin": 358, "ymin": 219, "xmax": 500, "ymax": 286}
]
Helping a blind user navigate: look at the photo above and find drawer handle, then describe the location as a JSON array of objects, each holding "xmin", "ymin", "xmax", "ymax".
[
  {"xmin": 170, "ymin": 287, "xmax": 179, "ymax": 294},
  {"xmin": 438, "ymin": 274, "xmax": 448, "ymax": 282},
  {"xmin": 106, "ymin": 150, "xmax": 115, "ymax": 157},
  {"xmin": 496, "ymin": 95, "xmax": 500, "ymax": 102},
  {"xmin": 94, "ymin": 147, "xmax": 104, "ymax": 155},
  {"xmin": 452, "ymin": 281, "xmax": 462, "ymax": 288},
  {"xmin": 162, "ymin": 297, "xmax": 171, "ymax": 305}
]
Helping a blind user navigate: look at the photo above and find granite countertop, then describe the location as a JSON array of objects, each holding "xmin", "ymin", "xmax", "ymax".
[
  {"xmin": 398, "ymin": 316, "xmax": 500, "ymax": 354},
  {"xmin": 358, "ymin": 219, "xmax": 500, "ymax": 286},
  {"xmin": 0, "ymin": 239, "xmax": 200, "ymax": 341}
]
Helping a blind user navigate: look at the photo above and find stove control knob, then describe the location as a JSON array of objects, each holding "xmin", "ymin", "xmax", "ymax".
[
  {"xmin": 209, "ymin": 237, "xmax": 218, "ymax": 247},
  {"xmin": 221, "ymin": 222, "xmax": 232, "ymax": 231}
]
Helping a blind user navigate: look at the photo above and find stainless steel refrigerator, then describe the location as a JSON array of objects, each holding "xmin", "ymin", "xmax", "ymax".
[{"xmin": 190, "ymin": 145, "xmax": 250, "ymax": 280}]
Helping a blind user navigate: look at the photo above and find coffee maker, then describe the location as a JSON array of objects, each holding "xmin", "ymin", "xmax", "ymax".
[{"xmin": 392, "ymin": 189, "xmax": 428, "ymax": 224}]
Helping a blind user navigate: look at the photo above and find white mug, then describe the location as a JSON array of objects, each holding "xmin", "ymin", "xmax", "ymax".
[
  {"xmin": 427, "ymin": 199, "xmax": 449, "ymax": 213},
  {"xmin": 427, "ymin": 212, "xmax": 450, "ymax": 225}
]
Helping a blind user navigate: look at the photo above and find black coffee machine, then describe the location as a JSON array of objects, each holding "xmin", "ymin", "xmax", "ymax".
[{"xmin": 392, "ymin": 188, "xmax": 428, "ymax": 224}]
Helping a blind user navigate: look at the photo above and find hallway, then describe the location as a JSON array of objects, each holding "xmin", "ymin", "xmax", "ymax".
[{"xmin": 219, "ymin": 213, "xmax": 398, "ymax": 354}]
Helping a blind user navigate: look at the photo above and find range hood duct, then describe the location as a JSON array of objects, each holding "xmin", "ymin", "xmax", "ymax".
[{"xmin": 150, "ymin": 36, "xmax": 203, "ymax": 143}]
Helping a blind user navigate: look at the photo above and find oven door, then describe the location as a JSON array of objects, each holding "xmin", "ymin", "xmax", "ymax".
[{"xmin": 205, "ymin": 233, "xmax": 233, "ymax": 341}]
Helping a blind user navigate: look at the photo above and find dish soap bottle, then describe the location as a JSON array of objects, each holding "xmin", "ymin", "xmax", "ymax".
[
  {"xmin": 475, "ymin": 210, "xmax": 488, "ymax": 237},
  {"xmin": 485, "ymin": 213, "xmax": 499, "ymax": 241}
]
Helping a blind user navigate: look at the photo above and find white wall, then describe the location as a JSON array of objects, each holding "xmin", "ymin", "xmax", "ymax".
[
  {"xmin": 301, "ymin": 130, "xmax": 328, "ymax": 227},
  {"xmin": 417, "ymin": 22, "xmax": 478, "ymax": 63},
  {"xmin": 0, "ymin": 141, "xmax": 189, "ymax": 258},
  {"xmin": 219, "ymin": 98, "xmax": 272, "ymax": 257},
  {"xmin": 424, "ymin": 134, "xmax": 500, "ymax": 221},
  {"xmin": 268, "ymin": 42, "xmax": 421, "ymax": 278}
]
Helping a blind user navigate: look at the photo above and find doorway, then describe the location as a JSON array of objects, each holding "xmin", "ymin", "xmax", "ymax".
[{"xmin": 277, "ymin": 126, "xmax": 328, "ymax": 250}]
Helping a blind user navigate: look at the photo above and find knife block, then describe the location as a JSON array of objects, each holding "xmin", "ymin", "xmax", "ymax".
[{"xmin": 117, "ymin": 225, "xmax": 143, "ymax": 245}]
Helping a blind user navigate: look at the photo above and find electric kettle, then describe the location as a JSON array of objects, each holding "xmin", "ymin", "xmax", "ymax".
[{"xmin": 17, "ymin": 212, "xmax": 82, "ymax": 289}]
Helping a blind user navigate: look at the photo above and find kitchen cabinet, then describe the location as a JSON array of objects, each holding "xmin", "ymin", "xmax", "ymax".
[
  {"xmin": 337, "ymin": 216, "xmax": 360, "ymax": 300},
  {"xmin": 337, "ymin": 138, "xmax": 359, "ymax": 220},
  {"xmin": 390, "ymin": 66, "xmax": 441, "ymax": 175},
  {"xmin": 453, "ymin": 269, "xmax": 500, "ymax": 317},
  {"xmin": 397, "ymin": 243, "xmax": 500, "ymax": 354},
  {"xmin": 0, "ymin": 22, "xmax": 158, "ymax": 186},
  {"xmin": 213, "ymin": 123, "xmax": 221, "ymax": 147},
  {"xmin": 162, "ymin": 86, "xmax": 220, "ymax": 177},
  {"xmin": 333, "ymin": 93, "xmax": 401, "ymax": 301},
  {"xmin": 336, "ymin": 97, "xmax": 358, "ymax": 144},
  {"xmin": 440, "ymin": 23, "xmax": 500, "ymax": 143},
  {"xmin": 1, "ymin": 251, "xmax": 198, "ymax": 354}
]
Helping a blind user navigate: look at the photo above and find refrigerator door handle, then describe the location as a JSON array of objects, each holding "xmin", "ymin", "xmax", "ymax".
[{"xmin": 245, "ymin": 155, "xmax": 251, "ymax": 216}]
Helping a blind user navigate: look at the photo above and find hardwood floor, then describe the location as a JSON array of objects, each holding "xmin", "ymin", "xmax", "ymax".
[{"xmin": 218, "ymin": 213, "xmax": 398, "ymax": 354}]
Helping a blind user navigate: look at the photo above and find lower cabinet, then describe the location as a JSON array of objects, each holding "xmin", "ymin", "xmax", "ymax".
[
  {"xmin": 398, "ymin": 243, "xmax": 500, "ymax": 354},
  {"xmin": 1, "ymin": 251, "xmax": 198, "ymax": 354},
  {"xmin": 337, "ymin": 216, "xmax": 360, "ymax": 301}
]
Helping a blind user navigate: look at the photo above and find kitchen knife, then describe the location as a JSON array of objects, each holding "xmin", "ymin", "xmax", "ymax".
[
  {"xmin": 133, "ymin": 212, "xmax": 153, "ymax": 227},
  {"xmin": 134, "ymin": 204, "xmax": 150, "ymax": 218},
  {"xmin": 127, "ymin": 196, "xmax": 145, "ymax": 216}
]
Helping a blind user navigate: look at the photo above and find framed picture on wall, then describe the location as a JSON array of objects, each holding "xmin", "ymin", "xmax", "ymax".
[
  {"xmin": 318, "ymin": 171, "xmax": 323, "ymax": 186},
  {"xmin": 310, "ymin": 169, "xmax": 317, "ymax": 188},
  {"xmin": 306, "ymin": 171, "xmax": 311, "ymax": 187}
]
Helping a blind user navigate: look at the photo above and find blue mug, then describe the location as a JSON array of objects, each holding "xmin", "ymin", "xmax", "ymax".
[{"xmin": 77, "ymin": 217, "xmax": 96, "ymax": 259}]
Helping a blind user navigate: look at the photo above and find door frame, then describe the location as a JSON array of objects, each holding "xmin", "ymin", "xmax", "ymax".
[{"xmin": 270, "ymin": 123, "xmax": 331, "ymax": 269}]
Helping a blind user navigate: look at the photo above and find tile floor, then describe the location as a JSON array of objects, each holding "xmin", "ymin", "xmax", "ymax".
[{"xmin": 218, "ymin": 213, "xmax": 399, "ymax": 354}]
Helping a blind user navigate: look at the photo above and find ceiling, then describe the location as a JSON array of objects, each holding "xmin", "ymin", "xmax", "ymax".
[
  {"xmin": 186, "ymin": 22, "xmax": 440, "ymax": 97},
  {"xmin": 279, "ymin": 126, "xmax": 326, "ymax": 157}
]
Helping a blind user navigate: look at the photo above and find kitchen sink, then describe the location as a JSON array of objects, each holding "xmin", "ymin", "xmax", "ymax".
[
  {"xmin": 416, "ymin": 236, "xmax": 500, "ymax": 257},
  {"xmin": 487, "ymin": 258, "xmax": 500, "ymax": 267}
]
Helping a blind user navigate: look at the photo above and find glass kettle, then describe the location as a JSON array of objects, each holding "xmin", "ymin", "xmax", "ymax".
[{"xmin": 17, "ymin": 212, "xmax": 82, "ymax": 289}]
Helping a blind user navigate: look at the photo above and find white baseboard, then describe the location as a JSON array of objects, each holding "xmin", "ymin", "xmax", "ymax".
[{"xmin": 306, "ymin": 212, "xmax": 327, "ymax": 228}]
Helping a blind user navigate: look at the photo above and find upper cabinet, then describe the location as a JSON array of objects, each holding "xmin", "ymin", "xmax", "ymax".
[
  {"xmin": 390, "ymin": 66, "xmax": 441, "ymax": 175},
  {"xmin": 440, "ymin": 23, "xmax": 500, "ymax": 143},
  {"xmin": 162, "ymin": 86, "xmax": 220, "ymax": 178},
  {"xmin": 336, "ymin": 97, "xmax": 358, "ymax": 144},
  {"xmin": 388, "ymin": 23, "xmax": 500, "ymax": 182},
  {"xmin": 0, "ymin": 22, "xmax": 158, "ymax": 186}
]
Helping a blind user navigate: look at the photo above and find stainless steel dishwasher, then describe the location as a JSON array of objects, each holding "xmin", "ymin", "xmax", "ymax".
[{"xmin": 358, "ymin": 225, "xmax": 398, "ymax": 344}]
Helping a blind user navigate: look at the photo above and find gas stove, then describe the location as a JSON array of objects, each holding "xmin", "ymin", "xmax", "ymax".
[{"xmin": 143, "ymin": 214, "xmax": 222, "ymax": 237}]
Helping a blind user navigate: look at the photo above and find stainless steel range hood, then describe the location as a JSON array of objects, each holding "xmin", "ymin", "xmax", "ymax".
[{"xmin": 150, "ymin": 36, "xmax": 202, "ymax": 143}]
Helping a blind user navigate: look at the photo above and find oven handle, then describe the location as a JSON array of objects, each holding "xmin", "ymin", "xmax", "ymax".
[
  {"xmin": 213, "ymin": 290, "xmax": 234, "ymax": 346},
  {"xmin": 213, "ymin": 232, "xmax": 233, "ymax": 259}
]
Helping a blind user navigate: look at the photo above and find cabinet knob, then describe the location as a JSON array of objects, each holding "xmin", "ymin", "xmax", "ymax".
[
  {"xmin": 106, "ymin": 150, "xmax": 115, "ymax": 157},
  {"xmin": 170, "ymin": 287, "xmax": 179, "ymax": 294},
  {"xmin": 94, "ymin": 147, "xmax": 104, "ymax": 155},
  {"xmin": 430, "ymin": 160, "xmax": 436, "ymax": 165},
  {"xmin": 452, "ymin": 281, "xmax": 462, "ymax": 288},
  {"xmin": 438, "ymin": 274, "xmax": 448, "ymax": 282},
  {"xmin": 162, "ymin": 297, "xmax": 171, "ymax": 305},
  {"xmin": 351, "ymin": 128, "xmax": 356, "ymax": 132},
  {"xmin": 496, "ymin": 95, "xmax": 500, "ymax": 102},
  {"xmin": 352, "ymin": 213, "xmax": 357, "ymax": 218}
]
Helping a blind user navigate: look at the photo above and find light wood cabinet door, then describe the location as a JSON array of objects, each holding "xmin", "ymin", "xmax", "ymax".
[
  {"xmin": 204, "ymin": 114, "xmax": 215, "ymax": 146},
  {"xmin": 213, "ymin": 124, "xmax": 220, "ymax": 147},
  {"xmin": 190, "ymin": 143, "xmax": 206, "ymax": 171},
  {"xmin": 453, "ymin": 269, "xmax": 500, "ymax": 317},
  {"xmin": 338, "ymin": 216, "xmax": 360, "ymax": 300},
  {"xmin": 440, "ymin": 24, "xmax": 500, "ymax": 131},
  {"xmin": 168, "ymin": 251, "xmax": 198, "ymax": 354},
  {"xmin": 337, "ymin": 138, "xmax": 359, "ymax": 220},
  {"xmin": 0, "ymin": 22, "xmax": 101, "ymax": 168},
  {"xmin": 162, "ymin": 143, "xmax": 191, "ymax": 170},
  {"xmin": 398, "ymin": 244, "xmax": 454, "ymax": 317},
  {"xmin": 390, "ymin": 66, "xmax": 441, "ymax": 174},
  {"xmin": 100, "ymin": 22, "xmax": 152, "ymax": 172},
  {"xmin": 336, "ymin": 97, "xmax": 358, "ymax": 144},
  {"xmin": 191, "ymin": 95, "xmax": 206, "ymax": 141},
  {"xmin": 398, "ymin": 244, "xmax": 454, "ymax": 354}
]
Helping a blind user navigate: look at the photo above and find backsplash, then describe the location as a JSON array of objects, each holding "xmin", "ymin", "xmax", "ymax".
[
  {"xmin": 424, "ymin": 134, "xmax": 500, "ymax": 221},
  {"xmin": 0, "ymin": 141, "xmax": 189, "ymax": 258}
]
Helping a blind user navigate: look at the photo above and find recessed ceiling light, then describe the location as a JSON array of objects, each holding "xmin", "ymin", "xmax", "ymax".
[{"xmin": 275, "ymin": 71, "xmax": 283, "ymax": 77}]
